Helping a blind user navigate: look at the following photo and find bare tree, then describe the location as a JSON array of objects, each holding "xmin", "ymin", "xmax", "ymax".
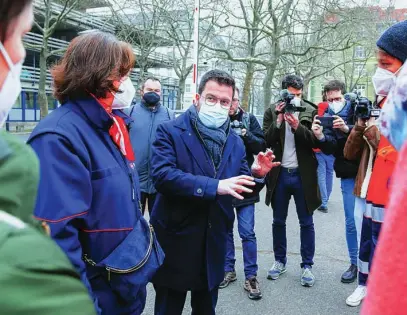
[
  {"xmin": 32, "ymin": 0, "xmax": 81, "ymax": 118},
  {"xmin": 110, "ymin": 0, "xmax": 170, "ymax": 83},
  {"xmin": 202, "ymin": 0, "xmax": 369, "ymax": 110},
  {"xmin": 155, "ymin": 0, "xmax": 222, "ymax": 109}
]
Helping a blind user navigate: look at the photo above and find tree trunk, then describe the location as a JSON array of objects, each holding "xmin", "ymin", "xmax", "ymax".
[
  {"xmin": 262, "ymin": 65, "xmax": 277, "ymax": 112},
  {"xmin": 38, "ymin": 45, "xmax": 49, "ymax": 119},
  {"xmin": 302, "ymin": 77, "xmax": 310, "ymax": 100},
  {"xmin": 241, "ymin": 63, "xmax": 254, "ymax": 112},
  {"xmin": 139, "ymin": 60, "xmax": 149, "ymax": 84},
  {"xmin": 177, "ymin": 76, "xmax": 186, "ymax": 110}
]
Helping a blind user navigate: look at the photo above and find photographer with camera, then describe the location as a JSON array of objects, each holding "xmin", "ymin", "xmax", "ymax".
[
  {"xmin": 312, "ymin": 80, "xmax": 361, "ymax": 284},
  {"xmin": 219, "ymin": 87, "xmax": 266, "ymax": 300},
  {"xmin": 263, "ymin": 75, "xmax": 336, "ymax": 287},
  {"xmin": 343, "ymin": 20, "xmax": 407, "ymax": 307}
]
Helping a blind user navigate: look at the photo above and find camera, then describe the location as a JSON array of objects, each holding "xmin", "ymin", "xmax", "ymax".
[
  {"xmin": 344, "ymin": 92, "xmax": 380, "ymax": 120},
  {"xmin": 230, "ymin": 120, "xmax": 244, "ymax": 135},
  {"xmin": 279, "ymin": 89, "xmax": 306, "ymax": 114}
]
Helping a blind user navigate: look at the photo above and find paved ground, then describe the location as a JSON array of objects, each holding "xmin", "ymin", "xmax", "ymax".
[
  {"xmin": 143, "ymin": 179, "xmax": 361, "ymax": 315},
  {"xmin": 15, "ymin": 134, "xmax": 360, "ymax": 315}
]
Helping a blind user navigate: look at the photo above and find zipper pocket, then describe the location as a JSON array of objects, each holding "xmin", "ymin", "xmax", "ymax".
[
  {"xmin": 105, "ymin": 225, "xmax": 154, "ymax": 279},
  {"xmin": 129, "ymin": 174, "xmax": 135, "ymax": 201}
]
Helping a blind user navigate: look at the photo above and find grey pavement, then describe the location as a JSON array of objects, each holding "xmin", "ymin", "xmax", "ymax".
[
  {"xmin": 14, "ymin": 133, "xmax": 360, "ymax": 315},
  {"xmin": 143, "ymin": 178, "xmax": 361, "ymax": 315}
]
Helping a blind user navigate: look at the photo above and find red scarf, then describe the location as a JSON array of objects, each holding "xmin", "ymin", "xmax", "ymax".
[{"xmin": 95, "ymin": 92, "xmax": 135, "ymax": 162}]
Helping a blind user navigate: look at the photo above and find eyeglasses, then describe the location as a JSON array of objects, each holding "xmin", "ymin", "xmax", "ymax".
[
  {"xmin": 204, "ymin": 95, "xmax": 231, "ymax": 109},
  {"xmin": 327, "ymin": 97, "xmax": 343, "ymax": 102}
]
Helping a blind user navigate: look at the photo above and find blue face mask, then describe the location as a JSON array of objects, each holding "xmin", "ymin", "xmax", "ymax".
[
  {"xmin": 198, "ymin": 101, "xmax": 229, "ymax": 129},
  {"xmin": 143, "ymin": 92, "xmax": 160, "ymax": 106}
]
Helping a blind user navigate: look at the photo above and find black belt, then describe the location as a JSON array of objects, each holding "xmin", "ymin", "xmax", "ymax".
[{"xmin": 282, "ymin": 167, "xmax": 299, "ymax": 173}]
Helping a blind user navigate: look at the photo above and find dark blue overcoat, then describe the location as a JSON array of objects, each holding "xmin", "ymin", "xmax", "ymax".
[{"xmin": 150, "ymin": 107, "xmax": 262, "ymax": 291}]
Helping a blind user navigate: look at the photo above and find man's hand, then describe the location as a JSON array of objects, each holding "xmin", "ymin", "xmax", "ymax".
[
  {"xmin": 275, "ymin": 102, "xmax": 285, "ymax": 125},
  {"xmin": 241, "ymin": 129, "xmax": 247, "ymax": 137},
  {"xmin": 217, "ymin": 175, "xmax": 255, "ymax": 200},
  {"xmin": 357, "ymin": 118, "xmax": 367, "ymax": 127},
  {"xmin": 312, "ymin": 116, "xmax": 324, "ymax": 140},
  {"xmin": 366, "ymin": 116, "xmax": 377, "ymax": 128},
  {"xmin": 284, "ymin": 113, "xmax": 300, "ymax": 131},
  {"xmin": 251, "ymin": 149, "xmax": 281, "ymax": 178},
  {"xmin": 333, "ymin": 115, "xmax": 349, "ymax": 133}
]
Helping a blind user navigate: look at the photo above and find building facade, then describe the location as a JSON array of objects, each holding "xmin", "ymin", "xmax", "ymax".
[{"xmin": 7, "ymin": 0, "xmax": 180, "ymax": 129}]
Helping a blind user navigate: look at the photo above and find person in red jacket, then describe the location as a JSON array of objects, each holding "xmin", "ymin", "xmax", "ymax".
[
  {"xmin": 345, "ymin": 20, "xmax": 407, "ymax": 307},
  {"xmin": 362, "ymin": 61, "xmax": 407, "ymax": 315}
]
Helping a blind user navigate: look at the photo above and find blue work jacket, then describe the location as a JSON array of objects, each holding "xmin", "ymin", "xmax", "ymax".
[
  {"xmin": 150, "ymin": 106, "xmax": 263, "ymax": 291},
  {"xmin": 28, "ymin": 97, "xmax": 149, "ymax": 315}
]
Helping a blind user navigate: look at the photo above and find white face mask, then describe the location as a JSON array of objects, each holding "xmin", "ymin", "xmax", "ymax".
[
  {"xmin": 198, "ymin": 100, "xmax": 229, "ymax": 129},
  {"xmin": 112, "ymin": 77, "xmax": 135, "ymax": 109},
  {"xmin": 372, "ymin": 67, "xmax": 399, "ymax": 96},
  {"xmin": 329, "ymin": 100, "xmax": 344, "ymax": 114},
  {"xmin": 0, "ymin": 43, "xmax": 23, "ymax": 127}
]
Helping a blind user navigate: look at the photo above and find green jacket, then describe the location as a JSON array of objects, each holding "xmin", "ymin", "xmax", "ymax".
[
  {"xmin": 0, "ymin": 132, "xmax": 95, "ymax": 314},
  {"xmin": 0, "ymin": 131, "xmax": 40, "ymax": 227},
  {"xmin": 263, "ymin": 101, "xmax": 322, "ymax": 213}
]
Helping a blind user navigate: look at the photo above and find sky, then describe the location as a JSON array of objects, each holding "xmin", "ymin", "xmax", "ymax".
[{"xmin": 371, "ymin": 0, "xmax": 406, "ymax": 8}]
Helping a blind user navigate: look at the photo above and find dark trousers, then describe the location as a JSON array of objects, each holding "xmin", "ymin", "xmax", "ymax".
[
  {"xmin": 140, "ymin": 192, "xmax": 156, "ymax": 215},
  {"xmin": 272, "ymin": 167, "xmax": 315, "ymax": 268},
  {"xmin": 154, "ymin": 285, "xmax": 219, "ymax": 315},
  {"xmin": 358, "ymin": 211, "xmax": 382, "ymax": 286}
]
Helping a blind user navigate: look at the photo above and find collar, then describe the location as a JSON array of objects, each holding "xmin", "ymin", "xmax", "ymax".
[
  {"xmin": 174, "ymin": 105, "xmax": 196, "ymax": 130},
  {"xmin": 72, "ymin": 96, "xmax": 132, "ymax": 130},
  {"xmin": 141, "ymin": 100, "xmax": 161, "ymax": 112}
]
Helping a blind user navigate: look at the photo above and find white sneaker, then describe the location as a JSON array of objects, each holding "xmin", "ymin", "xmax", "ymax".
[{"xmin": 346, "ymin": 285, "xmax": 367, "ymax": 307}]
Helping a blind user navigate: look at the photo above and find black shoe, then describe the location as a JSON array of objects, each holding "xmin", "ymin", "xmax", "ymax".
[
  {"xmin": 318, "ymin": 206, "xmax": 328, "ymax": 213},
  {"xmin": 341, "ymin": 264, "xmax": 357, "ymax": 283}
]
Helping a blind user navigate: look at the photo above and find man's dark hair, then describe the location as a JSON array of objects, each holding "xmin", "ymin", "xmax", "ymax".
[
  {"xmin": 141, "ymin": 76, "xmax": 161, "ymax": 90},
  {"xmin": 0, "ymin": 0, "xmax": 32, "ymax": 42},
  {"xmin": 281, "ymin": 74, "xmax": 304, "ymax": 90},
  {"xmin": 323, "ymin": 80, "xmax": 346, "ymax": 96},
  {"xmin": 198, "ymin": 69, "xmax": 235, "ymax": 95}
]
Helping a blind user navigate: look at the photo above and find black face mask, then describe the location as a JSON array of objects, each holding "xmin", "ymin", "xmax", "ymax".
[{"xmin": 143, "ymin": 92, "xmax": 160, "ymax": 106}]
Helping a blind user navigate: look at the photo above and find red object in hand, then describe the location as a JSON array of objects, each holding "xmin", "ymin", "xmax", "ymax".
[
  {"xmin": 318, "ymin": 102, "xmax": 329, "ymax": 116},
  {"xmin": 252, "ymin": 149, "xmax": 281, "ymax": 178}
]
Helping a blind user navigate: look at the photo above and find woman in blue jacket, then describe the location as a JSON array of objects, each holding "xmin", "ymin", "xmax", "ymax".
[{"xmin": 28, "ymin": 32, "xmax": 163, "ymax": 315}]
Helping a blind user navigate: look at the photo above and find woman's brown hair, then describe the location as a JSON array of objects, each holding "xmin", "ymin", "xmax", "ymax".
[{"xmin": 52, "ymin": 31, "xmax": 135, "ymax": 103}]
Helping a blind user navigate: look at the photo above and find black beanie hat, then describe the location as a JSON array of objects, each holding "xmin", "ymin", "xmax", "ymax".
[{"xmin": 377, "ymin": 20, "xmax": 407, "ymax": 63}]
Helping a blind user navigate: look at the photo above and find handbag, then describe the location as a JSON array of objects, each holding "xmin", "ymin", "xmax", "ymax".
[{"xmin": 83, "ymin": 217, "xmax": 165, "ymax": 285}]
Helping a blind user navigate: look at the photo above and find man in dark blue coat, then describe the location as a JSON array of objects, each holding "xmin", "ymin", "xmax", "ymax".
[{"xmin": 150, "ymin": 70, "xmax": 279, "ymax": 315}]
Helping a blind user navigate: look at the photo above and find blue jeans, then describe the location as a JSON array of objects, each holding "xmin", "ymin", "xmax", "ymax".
[
  {"xmin": 316, "ymin": 152, "xmax": 335, "ymax": 207},
  {"xmin": 340, "ymin": 178, "xmax": 358, "ymax": 266},
  {"xmin": 224, "ymin": 204, "xmax": 258, "ymax": 279},
  {"xmin": 354, "ymin": 197, "xmax": 366, "ymax": 248},
  {"xmin": 272, "ymin": 168, "xmax": 315, "ymax": 268}
]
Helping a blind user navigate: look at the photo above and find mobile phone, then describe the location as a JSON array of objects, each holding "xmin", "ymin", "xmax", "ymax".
[{"xmin": 318, "ymin": 116, "xmax": 335, "ymax": 128}]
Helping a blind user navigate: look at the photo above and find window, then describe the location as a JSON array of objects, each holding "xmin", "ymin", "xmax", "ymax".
[
  {"xmin": 13, "ymin": 93, "xmax": 22, "ymax": 108},
  {"xmin": 24, "ymin": 92, "xmax": 35, "ymax": 109},
  {"xmin": 47, "ymin": 94, "xmax": 57, "ymax": 110},
  {"xmin": 185, "ymin": 84, "xmax": 191, "ymax": 93},
  {"xmin": 355, "ymin": 63, "xmax": 366, "ymax": 77},
  {"xmin": 355, "ymin": 84, "xmax": 366, "ymax": 97},
  {"xmin": 355, "ymin": 46, "xmax": 365, "ymax": 59}
]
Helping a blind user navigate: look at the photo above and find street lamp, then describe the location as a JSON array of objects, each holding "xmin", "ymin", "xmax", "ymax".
[{"xmin": 191, "ymin": 0, "xmax": 200, "ymax": 104}]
